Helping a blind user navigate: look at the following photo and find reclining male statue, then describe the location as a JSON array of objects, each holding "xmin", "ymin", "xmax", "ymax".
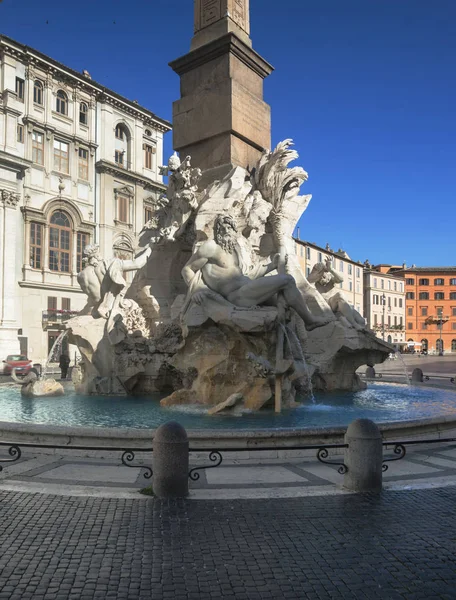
[
  {"xmin": 181, "ymin": 215, "xmax": 333, "ymax": 331},
  {"xmin": 308, "ymin": 258, "xmax": 366, "ymax": 330}
]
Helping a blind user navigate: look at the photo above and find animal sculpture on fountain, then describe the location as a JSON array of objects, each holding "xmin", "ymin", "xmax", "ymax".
[{"xmin": 11, "ymin": 368, "xmax": 64, "ymax": 398}]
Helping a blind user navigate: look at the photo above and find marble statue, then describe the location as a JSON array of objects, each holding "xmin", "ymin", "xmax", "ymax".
[
  {"xmin": 308, "ymin": 258, "xmax": 366, "ymax": 330},
  {"xmin": 67, "ymin": 139, "xmax": 392, "ymax": 408},
  {"xmin": 141, "ymin": 153, "xmax": 202, "ymax": 243},
  {"xmin": 77, "ymin": 243, "xmax": 152, "ymax": 319},
  {"xmin": 181, "ymin": 214, "xmax": 332, "ymax": 331}
]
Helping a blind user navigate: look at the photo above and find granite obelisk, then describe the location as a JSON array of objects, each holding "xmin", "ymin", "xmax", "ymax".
[{"xmin": 169, "ymin": 0, "xmax": 273, "ymax": 183}]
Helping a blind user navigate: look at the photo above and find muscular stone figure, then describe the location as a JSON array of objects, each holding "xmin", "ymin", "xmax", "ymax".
[
  {"xmin": 181, "ymin": 215, "xmax": 332, "ymax": 330},
  {"xmin": 308, "ymin": 258, "xmax": 366, "ymax": 330},
  {"xmin": 77, "ymin": 244, "xmax": 152, "ymax": 319}
]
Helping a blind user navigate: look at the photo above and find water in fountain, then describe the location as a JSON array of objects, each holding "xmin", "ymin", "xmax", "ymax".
[
  {"xmin": 41, "ymin": 330, "xmax": 68, "ymax": 380},
  {"xmin": 395, "ymin": 351, "xmax": 411, "ymax": 385},
  {"xmin": 281, "ymin": 325, "xmax": 315, "ymax": 401}
]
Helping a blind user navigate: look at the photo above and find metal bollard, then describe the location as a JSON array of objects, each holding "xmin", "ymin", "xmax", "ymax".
[
  {"xmin": 411, "ymin": 368, "xmax": 424, "ymax": 383},
  {"xmin": 153, "ymin": 421, "xmax": 189, "ymax": 498},
  {"xmin": 344, "ymin": 419, "xmax": 383, "ymax": 493}
]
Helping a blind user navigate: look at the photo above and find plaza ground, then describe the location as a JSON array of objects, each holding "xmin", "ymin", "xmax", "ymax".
[{"xmin": 1, "ymin": 356, "xmax": 456, "ymax": 598}]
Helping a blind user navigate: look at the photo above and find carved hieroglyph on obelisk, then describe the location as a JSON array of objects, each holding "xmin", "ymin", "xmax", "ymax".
[{"xmin": 169, "ymin": 0, "xmax": 273, "ymax": 182}]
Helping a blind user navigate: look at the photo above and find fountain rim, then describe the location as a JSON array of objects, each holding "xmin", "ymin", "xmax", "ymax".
[{"xmin": 1, "ymin": 380, "xmax": 456, "ymax": 448}]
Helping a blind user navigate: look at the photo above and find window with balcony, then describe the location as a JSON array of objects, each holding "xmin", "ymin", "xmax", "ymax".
[
  {"xmin": 56, "ymin": 90, "xmax": 68, "ymax": 115},
  {"xmin": 32, "ymin": 131, "xmax": 44, "ymax": 165},
  {"xmin": 419, "ymin": 292, "xmax": 429, "ymax": 300},
  {"xmin": 76, "ymin": 232, "xmax": 89, "ymax": 273},
  {"xmin": 48, "ymin": 297, "xmax": 57, "ymax": 311},
  {"xmin": 78, "ymin": 148, "xmax": 89, "ymax": 180},
  {"xmin": 434, "ymin": 278, "xmax": 445, "ymax": 286},
  {"xmin": 33, "ymin": 80, "xmax": 43, "ymax": 105},
  {"xmin": 30, "ymin": 222, "xmax": 43, "ymax": 269},
  {"xmin": 406, "ymin": 292, "xmax": 415, "ymax": 300},
  {"xmin": 435, "ymin": 292, "xmax": 445, "ymax": 300},
  {"xmin": 49, "ymin": 211, "xmax": 72, "ymax": 272},
  {"xmin": 62, "ymin": 298, "xmax": 71, "ymax": 311},
  {"xmin": 15, "ymin": 77, "xmax": 25, "ymax": 101},
  {"xmin": 54, "ymin": 139, "xmax": 69, "ymax": 173},
  {"xmin": 406, "ymin": 278, "xmax": 415, "ymax": 285},
  {"xmin": 419, "ymin": 278, "xmax": 429, "ymax": 286},
  {"xmin": 79, "ymin": 102, "xmax": 88, "ymax": 125}
]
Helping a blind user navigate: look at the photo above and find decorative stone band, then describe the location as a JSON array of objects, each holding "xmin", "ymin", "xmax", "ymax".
[{"xmin": 0, "ymin": 189, "xmax": 20, "ymax": 208}]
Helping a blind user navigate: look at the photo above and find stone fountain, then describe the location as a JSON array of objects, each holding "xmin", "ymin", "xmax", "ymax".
[{"xmin": 66, "ymin": 0, "xmax": 392, "ymax": 412}]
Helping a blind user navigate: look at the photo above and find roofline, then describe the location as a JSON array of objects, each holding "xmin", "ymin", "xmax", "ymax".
[
  {"xmin": 293, "ymin": 238, "xmax": 361, "ymax": 266},
  {"xmin": 0, "ymin": 34, "xmax": 172, "ymax": 131},
  {"xmin": 364, "ymin": 269, "xmax": 405, "ymax": 281},
  {"xmin": 393, "ymin": 267, "xmax": 456, "ymax": 273}
]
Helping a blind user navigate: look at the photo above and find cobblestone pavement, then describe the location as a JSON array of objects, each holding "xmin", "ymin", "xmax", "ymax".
[{"xmin": 1, "ymin": 487, "xmax": 456, "ymax": 599}]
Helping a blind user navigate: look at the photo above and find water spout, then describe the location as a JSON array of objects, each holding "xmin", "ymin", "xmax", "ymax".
[
  {"xmin": 42, "ymin": 330, "xmax": 68, "ymax": 380},
  {"xmin": 395, "ymin": 351, "xmax": 411, "ymax": 386}
]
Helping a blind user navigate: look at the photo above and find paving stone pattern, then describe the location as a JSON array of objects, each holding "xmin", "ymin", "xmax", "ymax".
[{"xmin": 1, "ymin": 488, "xmax": 456, "ymax": 599}]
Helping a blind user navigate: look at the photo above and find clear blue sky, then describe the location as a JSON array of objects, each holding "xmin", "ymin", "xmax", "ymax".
[{"xmin": 1, "ymin": 0, "xmax": 455, "ymax": 266}]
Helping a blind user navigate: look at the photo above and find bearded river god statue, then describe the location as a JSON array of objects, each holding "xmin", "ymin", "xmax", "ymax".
[{"xmin": 66, "ymin": 140, "xmax": 393, "ymax": 409}]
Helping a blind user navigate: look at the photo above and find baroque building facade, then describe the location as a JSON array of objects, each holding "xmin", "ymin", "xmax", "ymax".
[
  {"xmin": 391, "ymin": 266, "xmax": 456, "ymax": 354},
  {"xmin": 294, "ymin": 238, "xmax": 364, "ymax": 317},
  {"xmin": 0, "ymin": 35, "xmax": 171, "ymax": 364},
  {"xmin": 363, "ymin": 265, "xmax": 406, "ymax": 346}
]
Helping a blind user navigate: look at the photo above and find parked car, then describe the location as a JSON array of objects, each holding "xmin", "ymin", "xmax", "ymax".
[{"xmin": 2, "ymin": 355, "xmax": 33, "ymax": 376}]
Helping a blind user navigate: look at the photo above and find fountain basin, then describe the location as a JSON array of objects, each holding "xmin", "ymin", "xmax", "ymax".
[{"xmin": 0, "ymin": 383, "xmax": 456, "ymax": 457}]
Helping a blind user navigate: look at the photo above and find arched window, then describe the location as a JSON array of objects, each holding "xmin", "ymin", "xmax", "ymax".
[
  {"xmin": 79, "ymin": 102, "xmax": 88, "ymax": 125},
  {"xmin": 436, "ymin": 339, "xmax": 444, "ymax": 354},
  {"xmin": 421, "ymin": 339, "xmax": 428, "ymax": 351},
  {"xmin": 452, "ymin": 340, "xmax": 456, "ymax": 352},
  {"xmin": 387, "ymin": 335, "xmax": 392, "ymax": 344},
  {"xmin": 33, "ymin": 80, "xmax": 43, "ymax": 105},
  {"xmin": 56, "ymin": 90, "xmax": 68, "ymax": 115},
  {"xmin": 114, "ymin": 123, "xmax": 130, "ymax": 168},
  {"xmin": 49, "ymin": 211, "xmax": 72, "ymax": 272}
]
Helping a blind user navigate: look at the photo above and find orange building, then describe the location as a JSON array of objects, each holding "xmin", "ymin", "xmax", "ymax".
[{"xmin": 392, "ymin": 267, "xmax": 456, "ymax": 354}]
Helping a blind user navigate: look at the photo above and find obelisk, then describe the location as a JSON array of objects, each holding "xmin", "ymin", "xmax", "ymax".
[{"xmin": 169, "ymin": 0, "xmax": 273, "ymax": 182}]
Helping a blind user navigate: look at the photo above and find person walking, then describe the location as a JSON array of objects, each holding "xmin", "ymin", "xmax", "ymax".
[{"xmin": 59, "ymin": 353, "xmax": 71, "ymax": 380}]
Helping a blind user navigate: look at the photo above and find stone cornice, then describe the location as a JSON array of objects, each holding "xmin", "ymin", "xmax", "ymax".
[
  {"xmin": 0, "ymin": 35, "xmax": 172, "ymax": 133},
  {"xmin": 169, "ymin": 33, "xmax": 274, "ymax": 80},
  {"xmin": 0, "ymin": 150, "xmax": 33, "ymax": 174},
  {"xmin": 18, "ymin": 280, "xmax": 85, "ymax": 293},
  {"xmin": 95, "ymin": 160, "xmax": 166, "ymax": 192}
]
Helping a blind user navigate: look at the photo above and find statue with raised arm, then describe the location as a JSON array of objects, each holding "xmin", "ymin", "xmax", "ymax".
[
  {"xmin": 308, "ymin": 257, "xmax": 366, "ymax": 330},
  {"xmin": 181, "ymin": 214, "xmax": 332, "ymax": 331},
  {"xmin": 77, "ymin": 243, "xmax": 152, "ymax": 319}
]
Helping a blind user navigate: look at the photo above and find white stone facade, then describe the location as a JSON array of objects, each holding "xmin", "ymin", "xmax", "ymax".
[
  {"xmin": 294, "ymin": 239, "xmax": 364, "ymax": 317},
  {"xmin": 363, "ymin": 269, "xmax": 406, "ymax": 345},
  {"xmin": 0, "ymin": 35, "xmax": 171, "ymax": 364}
]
